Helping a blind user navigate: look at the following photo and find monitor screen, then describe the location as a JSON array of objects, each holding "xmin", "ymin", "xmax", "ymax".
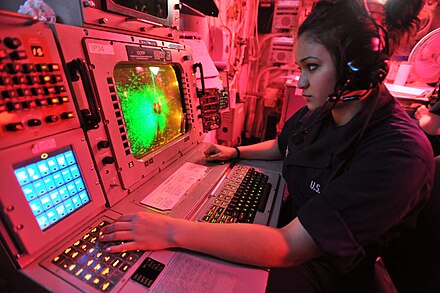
[
  {"xmin": 13, "ymin": 146, "xmax": 91, "ymax": 231},
  {"xmin": 113, "ymin": 62, "xmax": 186, "ymax": 159},
  {"xmin": 112, "ymin": 0, "xmax": 168, "ymax": 19}
]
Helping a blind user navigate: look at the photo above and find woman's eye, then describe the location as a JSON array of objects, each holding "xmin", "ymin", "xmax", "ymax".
[{"xmin": 307, "ymin": 64, "xmax": 318, "ymax": 71}]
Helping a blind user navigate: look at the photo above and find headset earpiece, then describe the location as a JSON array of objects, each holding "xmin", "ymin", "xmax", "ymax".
[{"xmin": 335, "ymin": 33, "xmax": 389, "ymax": 95}]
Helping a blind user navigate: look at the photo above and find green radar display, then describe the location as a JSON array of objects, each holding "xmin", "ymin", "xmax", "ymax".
[{"xmin": 114, "ymin": 63, "xmax": 185, "ymax": 158}]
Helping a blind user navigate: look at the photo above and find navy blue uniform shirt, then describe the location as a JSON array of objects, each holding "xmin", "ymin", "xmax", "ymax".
[{"xmin": 278, "ymin": 85, "xmax": 434, "ymax": 273}]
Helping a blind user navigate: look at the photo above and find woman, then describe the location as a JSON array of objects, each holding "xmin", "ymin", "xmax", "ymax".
[{"xmin": 100, "ymin": 0, "xmax": 434, "ymax": 291}]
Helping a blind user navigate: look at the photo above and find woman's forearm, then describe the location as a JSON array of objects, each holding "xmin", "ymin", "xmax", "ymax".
[
  {"xmin": 171, "ymin": 219, "xmax": 305, "ymax": 268},
  {"xmin": 237, "ymin": 139, "xmax": 282, "ymax": 160}
]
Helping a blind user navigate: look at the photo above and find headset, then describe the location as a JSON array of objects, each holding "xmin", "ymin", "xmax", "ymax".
[
  {"xmin": 292, "ymin": 0, "xmax": 388, "ymax": 145},
  {"xmin": 327, "ymin": 0, "xmax": 390, "ymax": 103}
]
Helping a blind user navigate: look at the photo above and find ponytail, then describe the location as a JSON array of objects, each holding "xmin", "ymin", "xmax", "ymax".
[{"xmin": 383, "ymin": 0, "xmax": 423, "ymax": 53}]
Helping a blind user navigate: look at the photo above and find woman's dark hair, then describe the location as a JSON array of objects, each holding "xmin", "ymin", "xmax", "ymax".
[{"xmin": 298, "ymin": 0, "xmax": 422, "ymax": 90}]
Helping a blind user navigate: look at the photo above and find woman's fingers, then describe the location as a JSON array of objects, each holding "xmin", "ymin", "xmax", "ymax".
[
  {"xmin": 100, "ymin": 230, "xmax": 133, "ymax": 242},
  {"xmin": 105, "ymin": 241, "xmax": 140, "ymax": 253},
  {"xmin": 101, "ymin": 221, "xmax": 132, "ymax": 234}
]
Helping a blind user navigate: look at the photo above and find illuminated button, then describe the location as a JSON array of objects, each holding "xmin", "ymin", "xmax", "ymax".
[
  {"xmin": 2, "ymin": 90, "xmax": 17, "ymax": 99},
  {"xmin": 0, "ymin": 76, "xmax": 12, "ymax": 86},
  {"xmin": 27, "ymin": 118, "xmax": 42, "ymax": 127},
  {"xmin": 111, "ymin": 259, "xmax": 120, "ymax": 268},
  {"xmin": 126, "ymin": 255, "xmax": 138, "ymax": 264},
  {"xmin": 60, "ymin": 96, "xmax": 69, "ymax": 103},
  {"xmin": 52, "ymin": 255, "xmax": 63, "ymax": 264},
  {"xmin": 5, "ymin": 63, "xmax": 20, "ymax": 74},
  {"xmin": 36, "ymin": 64, "xmax": 48, "ymax": 72},
  {"xmin": 55, "ymin": 85, "xmax": 66, "ymax": 93},
  {"xmin": 71, "ymin": 251, "xmax": 79, "ymax": 259},
  {"xmin": 68, "ymin": 263, "xmax": 77, "ymax": 272},
  {"xmin": 44, "ymin": 87, "xmax": 56, "ymax": 95},
  {"xmin": 5, "ymin": 122, "xmax": 24, "ymax": 131},
  {"xmin": 32, "ymin": 76, "xmax": 40, "ymax": 85},
  {"xmin": 84, "ymin": 273, "xmax": 93, "ymax": 281},
  {"xmin": 4, "ymin": 37, "xmax": 22, "ymax": 49},
  {"xmin": 61, "ymin": 259, "xmax": 74, "ymax": 270},
  {"xmin": 43, "ymin": 75, "xmax": 51, "ymax": 83},
  {"xmin": 101, "ymin": 267, "xmax": 111, "ymax": 276},
  {"xmin": 75, "ymin": 268, "xmax": 84, "ymax": 277},
  {"xmin": 64, "ymin": 247, "xmax": 72, "ymax": 255},
  {"xmin": 50, "ymin": 75, "xmax": 63, "ymax": 83},
  {"xmin": 39, "ymin": 98, "xmax": 47, "ymax": 106},
  {"xmin": 103, "ymin": 256, "xmax": 112, "ymax": 262},
  {"xmin": 12, "ymin": 76, "xmax": 26, "ymax": 85},
  {"xmin": 101, "ymin": 281, "xmax": 112, "ymax": 291},
  {"xmin": 22, "ymin": 64, "xmax": 35, "ymax": 73},
  {"xmin": 92, "ymin": 277, "xmax": 102, "ymax": 286},
  {"xmin": 87, "ymin": 247, "xmax": 96, "ymax": 255},
  {"xmin": 48, "ymin": 63, "xmax": 60, "ymax": 71},
  {"xmin": 86, "ymin": 259, "xmax": 95, "ymax": 267},
  {"xmin": 93, "ymin": 263, "xmax": 102, "ymax": 272},
  {"xmin": 120, "ymin": 264, "xmax": 130, "ymax": 272},
  {"xmin": 21, "ymin": 89, "xmax": 32, "ymax": 97},
  {"xmin": 60, "ymin": 112, "xmax": 74, "ymax": 119},
  {"xmin": 45, "ymin": 115, "xmax": 58, "ymax": 123}
]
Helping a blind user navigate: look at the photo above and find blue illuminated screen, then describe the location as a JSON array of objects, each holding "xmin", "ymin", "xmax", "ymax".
[{"xmin": 13, "ymin": 146, "xmax": 91, "ymax": 231}]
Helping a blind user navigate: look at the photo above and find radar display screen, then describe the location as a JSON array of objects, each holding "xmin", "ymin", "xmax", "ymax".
[
  {"xmin": 112, "ymin": 0, "xmax": 168, "ymax": 19},
  {"xmin": 113, "ymin": 62, "xmax": 185, "ymax": 158}
]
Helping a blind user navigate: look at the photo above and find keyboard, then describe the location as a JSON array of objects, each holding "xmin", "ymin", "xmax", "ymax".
[
  {"xmin": 200, "ymin": 165, "xmax": 272, "ymax": 224},
  {"xmin": 51, "ymin": 220, "xmax": 143, "ymax": 292}
]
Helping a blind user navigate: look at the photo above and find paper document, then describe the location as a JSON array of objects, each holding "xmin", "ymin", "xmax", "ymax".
[
  {"xmin": 151, "ymin": 253, "xmax": 238, "ymax": 293},
  {"xmin": 141, "ymin": 162, "xmax": 208, "ymax": 211},
  {"xmin": 181, "ymin": 39, "xmax": 219, "ymax": 79},
  {"xmin": 385, "ymin": 83, "xmax": 432, "ymax": 101}
]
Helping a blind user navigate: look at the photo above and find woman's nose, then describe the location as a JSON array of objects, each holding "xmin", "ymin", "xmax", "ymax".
[{"xmin": 297, "ymin": 73, "xmax": 308, "ymax": 89}]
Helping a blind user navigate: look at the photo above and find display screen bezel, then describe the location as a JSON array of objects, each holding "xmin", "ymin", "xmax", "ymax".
[
  {"xmin": 13, "ymin": 146, "xmax": 92, "ymax": 231},
  {"xmin": 113, "ymin": 61, "xmax": 187, "ymax": 159},
  {"xmin": 104, "ymin": 0, "xmax": 177, "ymax": 27},
  {"xmin": 0, "ymin": 129, "xmax": 106, "ymax": 256}
]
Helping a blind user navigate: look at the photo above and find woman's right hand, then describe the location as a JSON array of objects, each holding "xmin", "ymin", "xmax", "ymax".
[{"xmin": 204, "ymin": 144, "xmax": 238, "ymax": 162}]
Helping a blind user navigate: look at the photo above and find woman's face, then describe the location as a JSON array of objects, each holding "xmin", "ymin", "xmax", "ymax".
[{"xmin": 295, "ymin": 34, "xmax": 338, "ymax": 111}]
